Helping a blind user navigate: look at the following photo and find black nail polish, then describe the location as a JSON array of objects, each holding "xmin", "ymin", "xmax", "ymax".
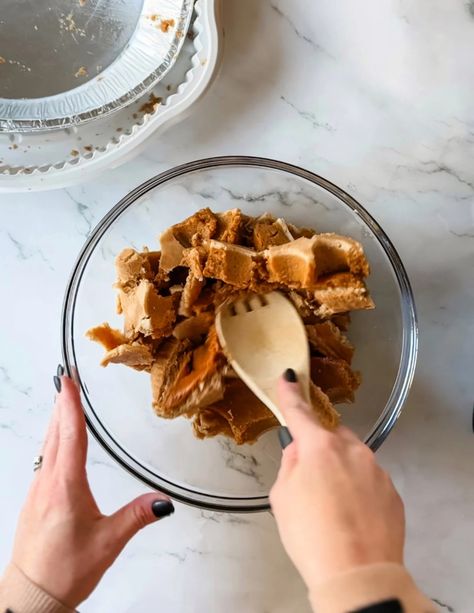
[
  {"xmin": 53, "ymin": 376, "xmax": 62, "ymax": 393},
  {"xmin": 279, "ymin": 426, "xmax": 293, "ymax": 449},
  {"xmin": 57, "ymin": 364, "xmax": 65, "ymax": 377},
  {"xmin": 283, "ymin": 368, "xmax": 298, "ymax": 383},
  {"xmin": 152, "ymin": 500, "xmax": 175, "ymax": 519}
]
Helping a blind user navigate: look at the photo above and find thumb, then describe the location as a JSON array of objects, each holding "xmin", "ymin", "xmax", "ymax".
[{"xmin": 108, "ymin": 493, "xmax": 174, "ymax": 545}]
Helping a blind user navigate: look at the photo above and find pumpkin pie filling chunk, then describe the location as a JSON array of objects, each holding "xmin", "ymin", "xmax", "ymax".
[{"xmin": 87, "ymin": 208, "xmax": 374, "ymax": 444}]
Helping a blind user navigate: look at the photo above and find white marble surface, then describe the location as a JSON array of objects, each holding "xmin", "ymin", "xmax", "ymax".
[{"xmin": 1, "ymin": 1, "xmax": 474, "ymax": 611}]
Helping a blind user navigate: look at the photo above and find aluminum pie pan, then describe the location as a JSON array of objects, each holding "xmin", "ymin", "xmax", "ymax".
[
  {"xmin": 0, "ymin": 0, "xmax": 223, "ymax": 191},
  {"xmin": 0, "ymin": 0, "xmax": 194, "ymax": 133}
]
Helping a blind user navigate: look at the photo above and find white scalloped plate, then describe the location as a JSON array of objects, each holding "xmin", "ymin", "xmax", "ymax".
[{"xmin": 0, "ymin": 0, "xmax": 221, "ymax": 192}]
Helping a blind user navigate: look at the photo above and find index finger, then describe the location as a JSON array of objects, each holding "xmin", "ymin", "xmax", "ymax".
[
  {"xmin": 277, "ymin": 374, "xmax": 323, "ymax": 442},
  {"xmin": 57, "ymin": 375, "xmax": 88, "ymax": 477},
  {"xmin": 39, "ymin": 402, "xmax": 60, "ymax": 474}
]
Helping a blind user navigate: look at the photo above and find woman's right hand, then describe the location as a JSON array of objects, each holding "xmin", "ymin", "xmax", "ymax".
[{"xmin": 270, "ymin": 371, "xmax": 406, "ymax": 595}]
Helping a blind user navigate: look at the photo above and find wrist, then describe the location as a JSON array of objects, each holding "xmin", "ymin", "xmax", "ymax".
[
  {"xmin": 307, "ymin": 562, "xmax": 436, "ymax": 613},
  {"xmin": 1, "ymin": 564, "xmax": 76, "ymax": 613},
  {"xmin": 296, "ymin": 544, "xmax": 404, "ymax": 592}
]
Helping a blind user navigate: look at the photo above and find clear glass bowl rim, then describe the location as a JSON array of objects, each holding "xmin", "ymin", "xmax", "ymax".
[{"xmin": 61, "ymin": 155, "xmax": 418, "ymax": 512}]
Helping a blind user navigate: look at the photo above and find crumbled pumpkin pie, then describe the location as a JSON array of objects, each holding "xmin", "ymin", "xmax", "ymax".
[{"xmin": 87, "ymin": 208, "xmax": 374, "ymax": 444}]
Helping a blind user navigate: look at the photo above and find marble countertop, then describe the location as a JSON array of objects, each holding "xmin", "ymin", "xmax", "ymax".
[{"xmin": 1, "ymin": 1, "xmax": 473, "ymax": 611}]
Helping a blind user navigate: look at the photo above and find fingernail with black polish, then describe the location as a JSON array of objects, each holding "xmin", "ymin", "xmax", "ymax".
[
  {"xmin": 57, "ymin": 364, "xmax": 65, "ymax": 377},
  {"xmin": 279, "ymin": 426, "xmax": 293, "ymax": 449},
  {"xmin": 53, "ymin": 376, "xmax": 62, "ymax": 393},
  {"xmin": 283, "ymin": 368, "xmax": 298, "ymax": 383},
  {"xmin": 152, "ymin": 500, "xmax": 175, "ymax": 519}
]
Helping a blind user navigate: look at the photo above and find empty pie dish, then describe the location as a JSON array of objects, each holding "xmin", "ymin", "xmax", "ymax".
[
  {"xmin": 61, "ymin": 156, "xmax": 418, "ymax": 512},
  {"xmin": 0, "ymin": 0, "xmax": 193, "ymax": 132}
]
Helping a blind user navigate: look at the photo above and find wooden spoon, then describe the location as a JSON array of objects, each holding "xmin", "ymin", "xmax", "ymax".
[{"xmin": 216, "ymin": 291, "xmax": 310, "ymax": 445}]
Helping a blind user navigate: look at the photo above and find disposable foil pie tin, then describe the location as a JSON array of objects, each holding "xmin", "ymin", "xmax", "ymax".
[{"xmin": 0, "ymin": 0, "xmax": 193, "ymax": 132}]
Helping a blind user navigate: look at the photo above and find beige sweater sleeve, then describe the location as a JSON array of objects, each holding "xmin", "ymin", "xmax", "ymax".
[
  {"xmin": 0, "ymin": 562, "xmax": 436, "ymax": 613},
  {"xmin": 0, "ymin": 564, "xmax": 76, "ymax": 613},
  {"xmin": 309, "ymin": 563, "xmax": 437, "ymax": 613}
]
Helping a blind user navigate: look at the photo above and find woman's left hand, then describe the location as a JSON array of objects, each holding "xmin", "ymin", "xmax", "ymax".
[{"xmin": 10, "ymin": 371, "xmax": 174, "ymax": 610}]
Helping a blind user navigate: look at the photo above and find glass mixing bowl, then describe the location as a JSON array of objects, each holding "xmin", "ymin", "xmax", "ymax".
[{"xmin": 62, "ymin": 156, "xmax": 418, "ymax": 512}]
